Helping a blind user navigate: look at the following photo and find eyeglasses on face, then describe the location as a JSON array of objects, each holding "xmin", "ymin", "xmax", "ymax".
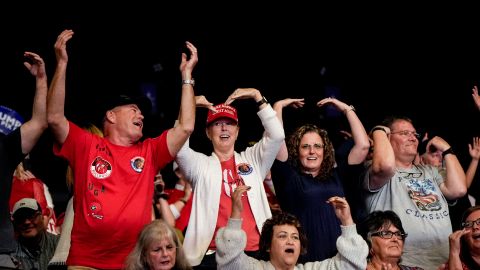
[
  {"xmin": 390, "ymin": 130, "xmax": 421, "ymax": 139},
  {"xmin": 300, "ymin": 143, "xmax": 324, "ymax": 151},
  {"xmin": 370, "ymin": 230, "xmax": 408, "ymax": 240},
  {"xmin": 462, "ymin": 218, "xmax": 480, "ymax": 228}
]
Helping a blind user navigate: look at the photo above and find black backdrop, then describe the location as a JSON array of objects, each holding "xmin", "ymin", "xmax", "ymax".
[{"xmin": 3, "ymin": 4, "xmax": 480, "ymax": 214}]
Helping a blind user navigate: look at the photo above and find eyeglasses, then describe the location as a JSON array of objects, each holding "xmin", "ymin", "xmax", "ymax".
[
  {"xmin": 390, "ymin": 130, "xmax": 421, "ymax": 139},
  {"xmin": 462, "ymin": 218, "xmax": 480, "ymax": 228},
  {"xmin": 398, "ymin": 164, "xmax": 422, "ymax": 179},
  {"xmin": 370, "ymin": 230, "xmax": 408, "ymax": 240},
  {"xmin": 398, "ymin": 171, "xmax": 422, "ymax": 179},
  {"xmin": 300, "ymin": 143, "xmax": 324, "ymax": 151}
]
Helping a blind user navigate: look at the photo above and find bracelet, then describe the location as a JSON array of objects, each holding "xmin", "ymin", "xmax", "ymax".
[
  {"xmin": 256, "ymin": 96, "xmax": 268, "ymax": 107},
  {"xmin": 179, "ymin": 198, "xmax": 188, "ymax": 204},
  {"xmin": 371, "ymin": 126, "xmax": 387, "ymax": 134},
  {"xmin": 182, "ymin": 79, "xmax": 195, "ymax": 86},
  {"xmin": 343, "ymin": 105, "xmax": 355, "ymax": 115},
  {"xmin": 158, "ymin": 193, "xmax": 170, "ymax": 200},
  {"xmin": 442, "ymin": 148, "xmax": 454, "ymax": 158}
]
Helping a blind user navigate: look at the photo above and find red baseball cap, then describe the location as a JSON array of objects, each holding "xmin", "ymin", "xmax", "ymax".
[{"xmin": 206, "ymin": 103, "xmax": 238, "ymax": 125}]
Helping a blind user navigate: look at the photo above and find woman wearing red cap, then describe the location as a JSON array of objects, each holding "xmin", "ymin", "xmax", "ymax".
[{"xmin": 175, "ymin": 88, "xmax": 285, "ymax": 269}]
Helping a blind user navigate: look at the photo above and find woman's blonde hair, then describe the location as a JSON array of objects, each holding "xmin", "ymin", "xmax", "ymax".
[{"xmin": 125, "ymin": 219, "xmax": 192, "ymax": 270}]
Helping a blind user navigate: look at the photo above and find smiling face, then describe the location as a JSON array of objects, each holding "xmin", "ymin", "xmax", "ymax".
[
  {"xmin": 269, "ymin": 224, "xmax": 301, "ymax": 269},
  {"xmin": 389, "ymin": 120, "xmax": 419, "ymax": 162},
  {"xmin": 206, "ymin": 118, "xmax": 239, "ymax": 152},
  {"xmin": 298, "ymin": 132, "xmax": 324, "ymax": 177},
  {"xmin": 146, "ymin": 238, "xmax": 177, "ymax": 270},
  {"xmin": 464, "ymin": 209, "xmax": 480, "ymax": 252},
  {"xmin": 108, "ymin": 104, "xmax": 144, "ymax": 142},
  {"xmin": 13, "ymin": 210, "xmax": 45, "ymax": 239}
]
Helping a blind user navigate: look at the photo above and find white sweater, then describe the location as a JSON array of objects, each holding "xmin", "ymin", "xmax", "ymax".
[
  {"xmin": 176, "ymin": 105, "xmax": 285, "ymax": 266},
  {"xmin": 215, "ymin": 218, "xmax": 368, "ymax": 270}
]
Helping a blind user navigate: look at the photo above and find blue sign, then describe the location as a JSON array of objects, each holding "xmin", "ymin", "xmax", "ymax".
[{"xmin": 0, "ymin": 106, "xmax": 24, "ymax": 135}]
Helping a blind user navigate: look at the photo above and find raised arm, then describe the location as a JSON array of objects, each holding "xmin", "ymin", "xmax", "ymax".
[
  {"xmin": 272, "ymin": 98, "xmax": 304, "ymax": 161},
  {"xmin": 317, "ymin": 97, "xmax": 370, "ymax": 165},
  {"xmin": 20, "ymin": 52, "xmax": 48, "ymax": 154},
  {"xmin": 166, "ymin": 41, "xmax": 197, "ymax": 157},
  {"xmin": 446, "ymin": 229, "xmax": 468, "ymax": 270},
  {"xmin": 327, "ymin": 196, "xmax": 354, "ymax": 226},
  {"xmin": 466, "ymin": 137, "xmax": 480, "ymax": 188},
  {"xmin": 231, "ymin": 185, "xmax": 250, "ymax": 219},
  {"xmin": 428, "ymin": 136, "xmax": 466, "ymax": 199},
  {"xmin": 472, "ymin": 86, "xmax": 480, "ymax": 111},
  {"xmin": 368, "ymin": 126, "xmax": 397, "ymax": 190},
  {"xmin": 47, "ymin": 29, "xmax": 74, "ymax": 144}
]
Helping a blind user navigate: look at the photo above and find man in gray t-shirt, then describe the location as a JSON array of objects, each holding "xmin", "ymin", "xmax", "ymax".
[{"xmin": 364, "ymin": 116, "xmax": 466, "ymax": 270}]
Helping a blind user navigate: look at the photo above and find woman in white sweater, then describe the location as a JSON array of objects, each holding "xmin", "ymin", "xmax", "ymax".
[{"xmin": 215, "ymin": 185, "xmax": 368, "ymax": 270}]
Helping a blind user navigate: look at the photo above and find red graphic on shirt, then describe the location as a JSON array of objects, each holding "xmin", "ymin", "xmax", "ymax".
[{"xmin": 90, "ymin": 156, "xmax": 112, "ymax": 179}]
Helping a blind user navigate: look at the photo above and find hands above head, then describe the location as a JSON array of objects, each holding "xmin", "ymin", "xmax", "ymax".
[
  {"xmin": 317, "ymin": 97, "xmax": 352, "ymax": 113},
  {"xmin": 327, "ymin": 196, "xmax": 353, "ymax": 226},
  {"xmin": 225, "ymin": 88, "xmax": 262, "ymax": 105},
  {"xmin": 427, "ymin": 136, "xmax": 451, "ymax": 153},
  {"xmin": 230, "ymin": 185, "xmax": 251, "ymax": 219},
  {"xmin": 54, "ymin": 29, "xmax": 74, "ymax": 64},
  {"xmin": 468, "ymin": 137, "xmax": 480, "ymax": 160},
  {"xmin": 195, "ymin": 95, "xmax": 216, "ymax": 112},
  {"xmin": 23, "ymin": 52, "xmax": 46, "ymax": 79},
  {"xmin": 472, "ymin": 86, "xmax": 480, "ymax": 111},
  {"xmin": 180, "ymin": 41, "xmax": 198, "ymax": 77},
  {"xmin": 273, "ymin": 98, "xmax": 305, "ymax": 110}
]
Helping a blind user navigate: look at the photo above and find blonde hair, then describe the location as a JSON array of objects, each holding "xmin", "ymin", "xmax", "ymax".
[{"xmin": 125, "ymin": 219, "xmax": 192, "ymax": 270}]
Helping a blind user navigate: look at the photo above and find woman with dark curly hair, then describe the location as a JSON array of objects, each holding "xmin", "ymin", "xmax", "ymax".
[{"xmin": 270, "ymin": 97, "xmax": 370, "ymax": 262}]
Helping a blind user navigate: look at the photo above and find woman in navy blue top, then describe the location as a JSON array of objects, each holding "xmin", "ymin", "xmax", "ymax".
[{"xmin": 271, "ymin": 97, "xmax": 370, "ymax": 262}]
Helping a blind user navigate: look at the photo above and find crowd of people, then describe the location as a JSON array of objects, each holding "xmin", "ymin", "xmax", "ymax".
[{"xmin": 2, "ymin": 28, "xmax": 480, "ymax": 270}]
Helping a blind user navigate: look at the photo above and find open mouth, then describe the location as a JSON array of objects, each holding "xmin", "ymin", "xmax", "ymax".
[{"xmin": 284, "ymin": 248, "xmax": 295, "ymax": 254}]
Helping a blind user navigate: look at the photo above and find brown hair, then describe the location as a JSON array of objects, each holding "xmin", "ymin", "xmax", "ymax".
[
  {"xmin": 287, "ymin": 124, "xmax": 335, "ymax": 181},
  {"xmin": 258, "ymin": 212, "xmax": 308, "ymax": 261}
]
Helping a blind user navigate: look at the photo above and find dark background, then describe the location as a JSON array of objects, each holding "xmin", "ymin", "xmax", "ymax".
[{"xmin": 2, "ymin": 4, "xmax": 480, "ymax": 214}]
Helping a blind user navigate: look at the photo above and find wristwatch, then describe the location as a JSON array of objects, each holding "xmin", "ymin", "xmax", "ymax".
[{"xmin": 256, "ymin": 96, "xmax": 268, "ymax": 107}]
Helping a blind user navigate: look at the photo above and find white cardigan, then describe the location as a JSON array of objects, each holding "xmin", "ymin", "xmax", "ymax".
[{"xmin": 176, "ymin": 105, "xmax": 285, "ymax": 266}]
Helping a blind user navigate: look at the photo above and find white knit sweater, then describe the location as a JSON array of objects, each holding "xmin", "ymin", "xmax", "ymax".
[{"xmin": 215, "ymin": 218, "xmax": 368, "ymax": 270}]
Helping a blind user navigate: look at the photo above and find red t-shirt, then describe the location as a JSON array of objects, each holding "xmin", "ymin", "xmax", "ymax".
[
  {"xmin": 54, "ymin": 122, "xmax": 172, "ymax": 269},
  {"xmin": 209, "ymin": 157, "xmax": 260, "ymax": 251},
  {"xmin": 164, "ymin": 187, "xmax": 193, "ymax": 232}
]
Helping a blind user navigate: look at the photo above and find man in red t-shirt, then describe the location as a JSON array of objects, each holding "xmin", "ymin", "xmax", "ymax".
[{"xmin": 47, "ymin": 29, "xmax": 198, "ymax": 269}]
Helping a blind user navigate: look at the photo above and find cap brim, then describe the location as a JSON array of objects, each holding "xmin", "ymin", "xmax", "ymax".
[{"xmin": 12, "ymin": 208, "xmax": 37, "ymax": 220}]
